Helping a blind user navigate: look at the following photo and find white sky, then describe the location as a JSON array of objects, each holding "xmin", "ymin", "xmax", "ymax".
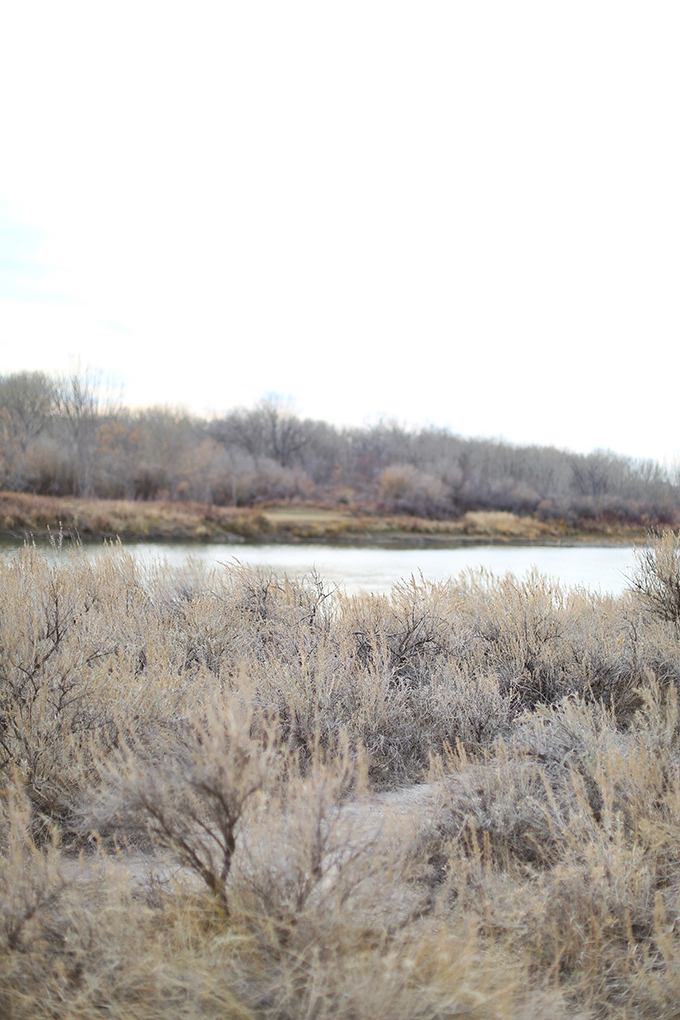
[{"xmin": 0, "ymin": 2, "xmax": 678, "ymax": 464}]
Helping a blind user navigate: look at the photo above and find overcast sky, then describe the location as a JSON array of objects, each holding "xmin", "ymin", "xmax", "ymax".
[{"xmin": 1, "ymin": 2, "xmax": 678, "ymax": 464}]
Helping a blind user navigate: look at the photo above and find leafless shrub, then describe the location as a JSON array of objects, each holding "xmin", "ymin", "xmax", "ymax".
[
  {"xmin": 630, "ymin": 528, "xmax": 680, "ymax": 628},
  {"xmin": 92, "ymin": 697, "xmax": 280, "ymax": 910},
  {"xmin": 0, "ymin": 783, "xmax": 66, "ymax": 954},
  {"xmin": 233, "ymin": 732, "xmax": 380, "ymax": 925},
  {"xmin": 0, "ymin": 546, "xmax": 203, "ymax": 840}
]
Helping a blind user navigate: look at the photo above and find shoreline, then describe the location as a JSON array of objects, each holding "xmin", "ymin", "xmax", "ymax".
[{"xmin": 0, "ymin": 490, "xmax": 656, "ymax": 549}]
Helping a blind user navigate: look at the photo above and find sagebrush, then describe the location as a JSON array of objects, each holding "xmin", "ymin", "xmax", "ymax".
[{"xmin": 2, "ymin": 533, "xmax": 680, "ymax": 1017}]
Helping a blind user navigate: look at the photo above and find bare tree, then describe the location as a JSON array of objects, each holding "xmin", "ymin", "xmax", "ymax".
[
  {"xmin": 0, "ymin": 372, "xmax": 55, "ymax": 489},
  {"xmin": 130, "ymin": 408, "xmax": 199, "ymax": 500},
  {"xmin": 54, "ymin": 366, "xmax": 120, "ymax": 498},
  {"xmin": 214, "ymin": 395, "xmax": 307, "ymax": 468},
  {"xmin": 570, "ymin": 451, "xmax": 619, "ymax": 498}
]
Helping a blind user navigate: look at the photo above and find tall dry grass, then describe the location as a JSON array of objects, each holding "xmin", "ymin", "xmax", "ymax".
[{"xmin": 1, "ymin": 533, "xmax": 680, "ymax": 1017}]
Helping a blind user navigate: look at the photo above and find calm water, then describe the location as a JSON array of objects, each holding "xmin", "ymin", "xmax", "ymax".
[
  {"xmin": 107, "ymin": 542, "xmax": 640, "ymax": 596},
  {"xmin": 1, "ymin": 539, "xmax": 641, "ymax": 596}
]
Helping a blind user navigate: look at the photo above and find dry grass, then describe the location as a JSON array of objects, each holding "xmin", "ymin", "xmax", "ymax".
[
  {"xmin": 0, "ymin": 489, "xmax": 652, "ymax": 545},
  {"xmin": 0, "ymin": 489, "xmax": 273, "ymax": 542},
  {"xmin": 2, "ymin": 532, "xmax": 680, "ymax": 1016}
]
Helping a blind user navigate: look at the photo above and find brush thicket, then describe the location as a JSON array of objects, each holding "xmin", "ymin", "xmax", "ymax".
[{"xmin": 2, "ymin": 533, "xmax": 680, "ymax": 1017}]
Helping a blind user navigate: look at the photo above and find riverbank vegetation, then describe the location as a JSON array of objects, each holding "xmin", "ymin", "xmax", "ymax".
[
  {"xmin": 0, "ymin": 489, "xmax": 652, "ymax": 545},
  {"xmin": 1, "ymin": 370, "xmax": 678, "ymax": 539},
  {"xmin": 3, "ymin": 532, "xmax": 680, "ymax": 1016}
]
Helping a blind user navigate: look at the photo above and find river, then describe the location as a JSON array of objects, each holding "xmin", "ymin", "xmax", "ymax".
[
  {"xmin": 1, "ymin": 539, "xmax": 642, "ymax": 596},
  {"xmin": 112, "ymin": 542, "xmax": 640, "ymax": 596}
]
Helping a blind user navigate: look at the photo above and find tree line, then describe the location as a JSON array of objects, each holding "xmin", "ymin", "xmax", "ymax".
[{"xmin": 0, "ymin": 368, "xmax": 677, "ymax": 524}]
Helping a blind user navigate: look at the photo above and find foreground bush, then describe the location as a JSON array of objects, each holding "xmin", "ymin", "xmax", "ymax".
[{"xmin": 1, "ymin": 534, "xmax": 680, "ymax": 1016}]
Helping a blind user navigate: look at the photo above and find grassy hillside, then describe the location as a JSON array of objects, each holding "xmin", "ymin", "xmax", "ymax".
[{"xmin": 3, "ymin": 533, "xmax": 680, "ymax": 1016}]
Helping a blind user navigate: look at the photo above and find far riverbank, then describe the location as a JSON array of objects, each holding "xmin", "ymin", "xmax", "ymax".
[{"xmin": 0, "ymin": 490, "xmax": 660, "ymax": 548}]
